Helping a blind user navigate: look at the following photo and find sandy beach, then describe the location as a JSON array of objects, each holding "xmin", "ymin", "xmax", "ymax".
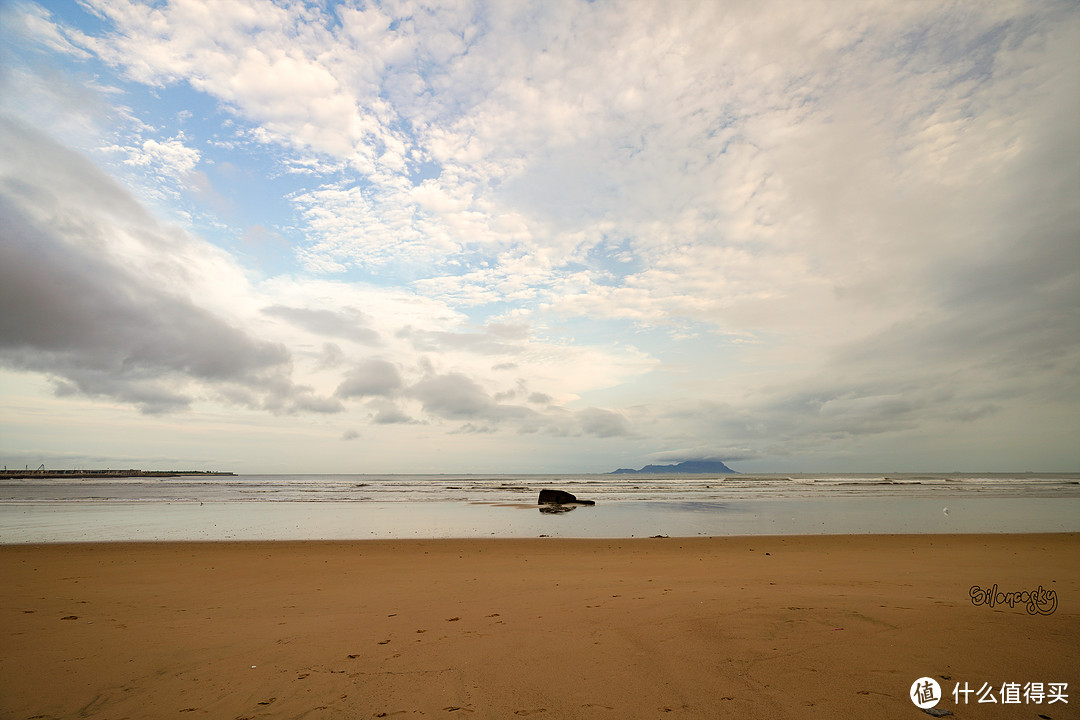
[{"xmin": 2, "ymin": 534, "xmax": 1077, "ymax": 719}]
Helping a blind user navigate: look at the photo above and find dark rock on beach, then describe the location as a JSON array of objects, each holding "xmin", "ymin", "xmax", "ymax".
[
  {"xmin": 539, "ymin": 504, "xmax": 577, "ymax": 514},
  {"xmin": 538, "ymin": 489, "xmax": 595, "ymax": 506}
]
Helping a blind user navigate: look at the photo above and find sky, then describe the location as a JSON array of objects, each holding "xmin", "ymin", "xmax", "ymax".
[{"xmin": 0, "ymin": 0, "xmax": 1077, "ymax": 474}]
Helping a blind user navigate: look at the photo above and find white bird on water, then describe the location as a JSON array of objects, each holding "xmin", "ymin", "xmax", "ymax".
[{"xmin": 943, "ymin": 507, "xmax": 949, "ymax": 516}]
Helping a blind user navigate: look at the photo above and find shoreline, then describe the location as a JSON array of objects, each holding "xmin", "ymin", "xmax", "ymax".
[
  {"xmin": 3, "ymin": 533, "xmax": 1077, "ymax": 719},
  {"xmin": 2, "ymin": 529, "xmax": 1077, "ymax": 545},
  {"xmin": 3, "ymin": 495, "xmax": 1079, "ymax": 543}
]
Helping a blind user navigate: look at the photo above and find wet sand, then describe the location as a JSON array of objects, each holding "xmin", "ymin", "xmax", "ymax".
[{"xmin": 1, "ymin": 534, "xmax": 1077, "ymax": 719}]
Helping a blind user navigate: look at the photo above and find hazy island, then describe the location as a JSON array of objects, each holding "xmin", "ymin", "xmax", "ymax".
[{"xmin": 609, "ymin": 460, "xmax": 736, "ymax": 474}]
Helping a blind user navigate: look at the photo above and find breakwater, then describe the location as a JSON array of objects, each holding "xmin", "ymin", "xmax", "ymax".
[{"xmin": 0, "ymin": 469, "xmax": 235, "ymax": 479}]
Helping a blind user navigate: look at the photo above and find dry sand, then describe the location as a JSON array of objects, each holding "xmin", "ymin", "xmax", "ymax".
[{"xmin": 1, "ymin": 534, "xmax": 1077, "ymax": 719}]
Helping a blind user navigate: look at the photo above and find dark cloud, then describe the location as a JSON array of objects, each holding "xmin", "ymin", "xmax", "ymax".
[
  {"xmin": 410, "ymin": 372, "xmax": 501, "ymax": 419},
  {"xmin": 640, "ymin": 451, "xmax": 745, "ymax": 469},
  {"xmin": 371, "ymin": 402, "xmax": 416, "ymax": 425},
  {"xmin": 450, "ymin": 422, "xmax": 499, "ymax": 434},
  {"xmin": 649, "ymin": 448, "xmax": 765, "ymax": 464},
  {"xmin": 316, "ymin": 342, "xmax": 346, "ymax": 369},
  {"xmin": 409, "ymin": 372, "xmax": 535, "ymax": 425},
  {"xmin": 396, "ymin": 323, "xmax": 530, "ymax": 355},
  {"xmin": 576, "ymin": 407, "xmax": 631, "ymax": 438},
  {"xmin": 335, "ymin": 359, "xmax": 403, "ymax": 399},
  {"xmin": 0, "ymin": 192, "xmax": 289, "ymax": 412},
  {"xmin": 0, "ymin": 116, "xmax": 333, "ymax": 415},
  {"xmin": 262, "ymin": 305, "xmax": 381, "ymax": 345},
  {"xmin": 0, "ymin": 115, "xmax": 153, "ymax": 226},
  {"xmin": 288, "ymin": 392, "xmax": 345, "ymax": 414},
  {"xmin": 405, "ymin": 372, "xmax": 633, "ymax": 438},
  {"xmin": 791, "ymin": 184, "xmax": 1080, "ymax": 446}
]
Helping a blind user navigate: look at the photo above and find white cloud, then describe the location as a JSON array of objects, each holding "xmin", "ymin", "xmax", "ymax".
[
  {"xmin": 3, "ymin": 1, "xmax": 91, "ymax": 59},
  {"xmin": 121, "ymin": 134, "xmax": 201, "ymax": 176},
  {"xmin": 1, "ymin": 0, "xmax": 1076, "ymax": 470}
]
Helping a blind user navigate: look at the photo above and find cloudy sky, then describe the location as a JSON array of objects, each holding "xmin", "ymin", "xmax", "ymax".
[{"xmin": 1, "ymin": 0, "xmax": 1077, "ymax": 474}]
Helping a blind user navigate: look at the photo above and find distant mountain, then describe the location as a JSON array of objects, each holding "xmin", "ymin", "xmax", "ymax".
[{"xmin": 609, "ymin": 460, "xmax": 736, "ymax": 475}]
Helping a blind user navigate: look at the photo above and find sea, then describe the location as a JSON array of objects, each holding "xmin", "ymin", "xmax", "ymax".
[{"xmin": 2, "ymin": 472, "xmax": 1079, "ymax": 543}]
